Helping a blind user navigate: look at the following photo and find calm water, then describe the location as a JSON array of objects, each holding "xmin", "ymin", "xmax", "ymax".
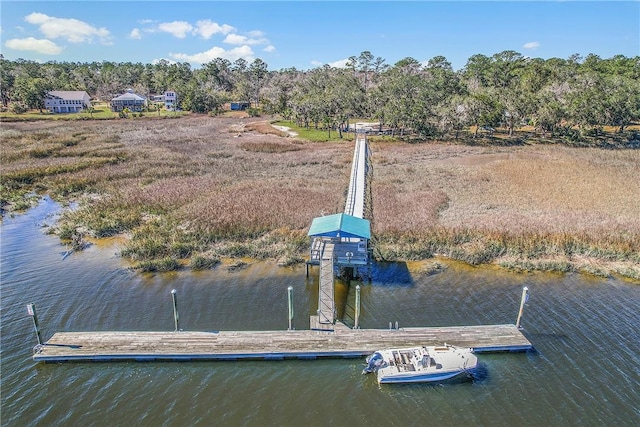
[{"xmin": 1, "ymin": 197, "xmax": 639, "ymax": 427}]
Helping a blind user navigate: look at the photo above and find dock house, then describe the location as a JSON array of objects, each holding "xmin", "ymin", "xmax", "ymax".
[{"xmin": 308, "ymin": 213, "xmax": 371, "ymax": 270}]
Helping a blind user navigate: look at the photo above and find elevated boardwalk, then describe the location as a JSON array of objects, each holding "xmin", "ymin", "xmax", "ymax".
[
  {"xmin": 33, "ymin": 324, "xmax": 532, "ymax": 363},
  {"xmin": 344, "ymin": 134, "xmax": 369, "ymax": 219}
]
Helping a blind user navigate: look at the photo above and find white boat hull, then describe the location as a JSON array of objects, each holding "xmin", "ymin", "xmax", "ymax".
[{"xmin": 363, "ymin": 345, "xmax": 478, "ymax": 385}]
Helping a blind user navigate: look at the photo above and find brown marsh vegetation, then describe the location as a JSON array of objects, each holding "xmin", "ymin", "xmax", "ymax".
[{"xmin": 1, "ymin": 116, "xmax": 638, "ymax": 279}]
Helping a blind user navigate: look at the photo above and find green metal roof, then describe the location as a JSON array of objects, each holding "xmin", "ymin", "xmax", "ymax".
[{"xmin": 307, "ymin": 213, "xmax": 370, "ymax": 239}]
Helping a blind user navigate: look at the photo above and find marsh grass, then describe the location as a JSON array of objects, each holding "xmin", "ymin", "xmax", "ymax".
[
  {"xmin": 190, "ymin": 254, "xmax": 221, "ymax": 270},
  {"xmin": 238, "ymin": 141, "xmax": 303, "ymax": 153},
  {"xmin": 136, "ymin": 257, "xmax": 182, "ymax": 273},
  {"xmin": 2, "ymin": 117, "xmax": 638, "ymax": 278},
  {"xmin": 371, "ymin": 142, "xmax": 640, "ymax": 278}
]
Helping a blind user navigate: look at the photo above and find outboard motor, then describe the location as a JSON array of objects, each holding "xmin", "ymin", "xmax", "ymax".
[{"xmin": 362, "ymin": 352, "xmax": 384, "ymax": 374}]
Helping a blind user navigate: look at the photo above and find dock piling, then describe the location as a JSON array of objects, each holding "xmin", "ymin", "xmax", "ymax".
[
  {"xmin": 287, "ymin": 286, "xmax": 294, "ymax": 330},
  {"xmin": 354, "ymin": 285, "xmax": 361, "ymax": 329},
  {"xmin": 515, "ymin": 287, "xmax": 529, "ymax": 329},
  {"xmin": 26, "ymin": 303, "xmax": 43, "ymax": 346},
  {"xmin": 171, "ymin": 289, "xmax": 180, "ymax": 332}
]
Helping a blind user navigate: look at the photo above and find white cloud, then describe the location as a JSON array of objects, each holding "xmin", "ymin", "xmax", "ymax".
[
  {"xmin": 328, "ymin": 58, "xmax": 349, "ymax": 68},
  {"xmin": 25, "ymin": 12, "xmax": 111, "ymax": 44},
  {"xmin": 169, "ymin": 45, "xmax": 255, "ymax": 64},
  {"xmin": 247, "ymin": 30, "xmax": 265, "ymax": 38},
  {"xmin": 129, "ymin": 28, "xmax": 142, "ymax": 39},
  {"xmin": 310, "ymin": 58, "xmax": 349, "ymax": 68},
  {"xmin": 194, "ymin": 20, "xmax": 235, "ymax": 39},
  {"xmin": 523, "ymin": 41, "xmax": 540, "ymax": 49},
  {"xmin": 223, "ymin": 33, "xmax": 268, "ymax": 46},
  {"xmin": 263, "ymin": 45, "xmax": 275, "ymax": 53},
  {"xmin": 157, "ymin": 21, "xmax": 193, "ymax": 38},
  {"xmin": 5, "ymin": 37, "xmax": 63, "ymax": 54}
]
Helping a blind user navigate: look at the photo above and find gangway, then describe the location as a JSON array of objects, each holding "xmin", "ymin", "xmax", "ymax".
[{"xmin": 317, "ymin": 243, "xmax": 335, "ymax": 325}]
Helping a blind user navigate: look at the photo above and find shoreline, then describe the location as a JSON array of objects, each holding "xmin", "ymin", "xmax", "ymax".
[{"xmin": 2, "ymin": 194, "xmax": 639, "ymax": 283}]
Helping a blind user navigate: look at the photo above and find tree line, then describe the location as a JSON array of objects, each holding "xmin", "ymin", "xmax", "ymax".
[{"xmin": 1, "ymin": 51, "xmax": 639, "ymax": 140}]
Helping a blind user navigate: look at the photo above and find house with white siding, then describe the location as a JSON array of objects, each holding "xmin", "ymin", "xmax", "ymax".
[
  {"xmin": 149, "ymin": 90, "xmax": 179, "ymax": 110},
  {"xmin": 163, "ymin": 90, "xmax": 178, "ymax": 110},
  {"xmin": 44, "ymin": 91, "xmax": 91, "ymax": 113}
]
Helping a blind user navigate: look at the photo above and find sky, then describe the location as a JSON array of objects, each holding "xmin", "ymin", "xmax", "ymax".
[{"xmin": 1, "ymin": 1, "xmax": 638, "ymax": 71}]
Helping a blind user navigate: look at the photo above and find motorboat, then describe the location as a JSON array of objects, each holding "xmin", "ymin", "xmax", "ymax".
[{"xmin": 362, "ymin": 344, "xmax": 478, "ymax": 384}]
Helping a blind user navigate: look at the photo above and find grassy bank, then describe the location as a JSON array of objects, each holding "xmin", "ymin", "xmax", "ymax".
[
  {"xmin": 1, "ymin": 116, "xmax": 638, "ymax": 280},
  {"xmin": 0, "ymin": 102, "xmax": 188, "ymax": 122}
]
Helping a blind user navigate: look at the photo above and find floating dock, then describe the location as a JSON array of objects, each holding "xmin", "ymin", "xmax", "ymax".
[{"xmin": 32, "ymin": 323, "xmax": 531, "ymax": 363}]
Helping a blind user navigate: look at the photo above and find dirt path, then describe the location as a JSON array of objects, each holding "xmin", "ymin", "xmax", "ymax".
[{"xmin": 271, "ymin": 124, "xmax": 298, "ymax": 137}]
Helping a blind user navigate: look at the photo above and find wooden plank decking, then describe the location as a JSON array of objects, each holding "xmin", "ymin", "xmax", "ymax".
[
  {"xmin": 317, "ymin": 243, "xmax": 335, "ymax": 324},
  {"xmin": 32, "ymin": 324, "xmax": 532, "ymax": 363}
]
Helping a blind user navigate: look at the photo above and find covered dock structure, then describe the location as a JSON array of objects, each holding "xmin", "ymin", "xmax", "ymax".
[{"xmin": 307, "ymin": 133, "xmax": 373, "ymax": 327}]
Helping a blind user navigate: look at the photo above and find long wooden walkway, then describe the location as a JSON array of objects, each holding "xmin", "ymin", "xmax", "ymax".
[
  {"xmin": 344, "ymin": 134, "xmax": 369, "ymax": 219},
  {"xmin": 33, "ymin": 324, "xmax": 532, "ymax": 363}
]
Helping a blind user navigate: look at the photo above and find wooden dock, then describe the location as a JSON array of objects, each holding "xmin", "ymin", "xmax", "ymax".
[{"xmin": 32, "ymin": 324, "xmax": 532, "ymax": 363}]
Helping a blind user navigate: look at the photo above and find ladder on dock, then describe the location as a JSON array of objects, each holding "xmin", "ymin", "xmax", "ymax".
[{"xmin": 318, "ymin": 243, "xmax": 335, "ymax": 324}]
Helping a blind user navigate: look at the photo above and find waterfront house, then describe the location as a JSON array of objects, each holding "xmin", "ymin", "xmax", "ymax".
[
  {"xmin": 163, "ymin": 91, "xmax": 178, "ymax": 110},
  {"xmin": 148, "ymin": 91, "xmax": 178, "ymax": 110},
  {"xmin": 44, "ymin": 91, "xmax": 91, "ymax": 113},
  {"xmin": 110, "ymin": 89, "xmax": 147, "ymax": 112}
]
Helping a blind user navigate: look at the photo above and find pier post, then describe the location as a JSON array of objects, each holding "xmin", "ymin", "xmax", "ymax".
[
  {"xmin": 26, "ymin": 303, "xmax": 43, "ymax": 346},
  {"xmin": 287, "ymin": 286, "xmax": 294, "ymax": 330},
  {"xmin": 515, "ymin": 287, "xmax": 529, "ymax": 329},
  {"xmin": 354, "ymin": 285, "xmax": 361, "ymax": 329},
  {"xmin": 171, "ymin": 289, "xmax": 180, "ymax": 332}
]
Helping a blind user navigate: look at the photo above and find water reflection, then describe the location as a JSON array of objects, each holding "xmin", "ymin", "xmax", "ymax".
[{"xmin": 370, "ymin": 261, "xmax": 414, "ymax": 287}]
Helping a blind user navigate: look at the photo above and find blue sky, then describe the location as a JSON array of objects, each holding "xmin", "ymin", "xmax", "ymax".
[{"xmin": 2, "ymin": 1, "xmax": 638, "ymax": 70}]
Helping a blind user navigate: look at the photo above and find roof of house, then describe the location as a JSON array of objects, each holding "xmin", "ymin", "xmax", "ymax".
[
  {"xmin": 47, "ymin": 91, "xmax": 89, "ymax": 100},
  {"xmin": 112, "ymin": 92, "xmax": 146, "ymax": 102},
  {"xmin": 307, "ymin": 213, "xmax": 370, "ymax": 239}
]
